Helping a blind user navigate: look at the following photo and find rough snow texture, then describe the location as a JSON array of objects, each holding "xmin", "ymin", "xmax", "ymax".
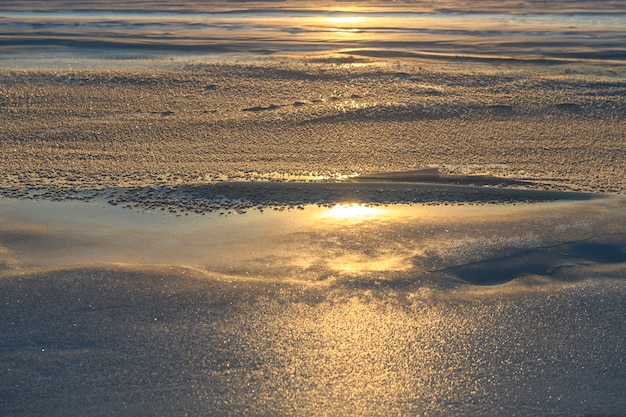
[{"xmin": 1, "ymin": 62, "xmax": 624, "ymax": 212}]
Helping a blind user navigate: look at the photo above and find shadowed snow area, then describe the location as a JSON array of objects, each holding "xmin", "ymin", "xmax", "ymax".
[{"xmin": 1, "ymin": 266, "xmax": 624, "ymax": 417}]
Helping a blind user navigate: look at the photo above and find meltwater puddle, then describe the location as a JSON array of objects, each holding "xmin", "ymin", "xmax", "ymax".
[{"xmin": 0, "ymin": 196, "xmax": 625, "ymax": 285}]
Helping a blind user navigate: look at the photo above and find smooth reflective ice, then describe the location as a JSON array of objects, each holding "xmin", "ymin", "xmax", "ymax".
[{"xmin": 1, "ymin": 196, "xmax": 625, "ymax": 285}]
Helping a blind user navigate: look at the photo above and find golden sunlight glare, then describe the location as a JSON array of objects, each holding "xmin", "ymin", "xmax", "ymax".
[
  {"xmin": 324, "ymin": 203, "xmax": 384, "ymax": 220},
  {"xmin": 325, "ymin": 16, "xmax": 365, "ymax": 26}
]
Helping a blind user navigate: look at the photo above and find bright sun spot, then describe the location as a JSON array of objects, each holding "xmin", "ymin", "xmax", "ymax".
[
  {"xmin": 324, "ymin": 203, "xmax": 383, "ymax": 220},
  {"xmin": 326, "ymin": 16, "xmax": 364, "ymax": 26}
]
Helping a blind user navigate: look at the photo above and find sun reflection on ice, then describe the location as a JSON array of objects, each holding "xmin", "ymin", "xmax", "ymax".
[
  {"xmin": 323, "ymin": 203, "xmax": 384, "ymax": 221},
  {"xmin": 316, "ymin": 203, "xmax": 415, "ymax": 276},
  {"xmin": 326, "ymin": 16, "xmax": 365, "ymax": 26}
]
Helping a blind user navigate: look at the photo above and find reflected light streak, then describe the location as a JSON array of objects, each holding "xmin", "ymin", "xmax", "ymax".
[
  {"xmin": 323, "ymin": 203, "xmax": 384, "ymax": 221},
  {"xmin": 325, "ymin": 16, "xmax": 365, "ymax": 26}
]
